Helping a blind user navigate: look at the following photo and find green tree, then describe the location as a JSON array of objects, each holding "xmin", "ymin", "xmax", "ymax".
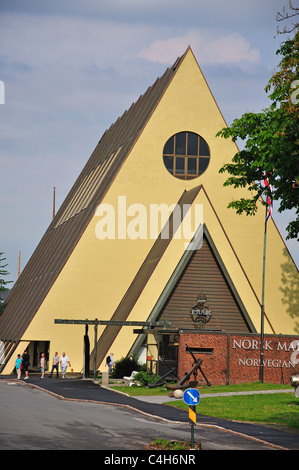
[
  {"xmin": 216, "ymin": 29, "xmax": 299, "ymax": 240},
  {"xmin": 0, "ymin": 252, "xmax": 12, "ymax": 315}
]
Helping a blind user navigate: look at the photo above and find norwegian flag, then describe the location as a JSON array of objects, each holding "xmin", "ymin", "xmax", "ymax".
[{"xmin": 264, "ymin": 173, "xmax": 273, "ymax": 222}]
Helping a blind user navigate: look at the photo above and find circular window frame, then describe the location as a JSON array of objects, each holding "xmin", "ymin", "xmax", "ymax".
[{"xmin": 163, "ymin": 131, "xmax": 210, "ymax": 180}]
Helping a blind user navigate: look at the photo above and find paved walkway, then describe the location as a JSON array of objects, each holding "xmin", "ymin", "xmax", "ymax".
[
  {"xmin": 1, "ymin": 375, "xmax": 298, "ymax": 450},
  {"xmin": 134, "ymin": 388, "xmax": 294, "ymax": 403}
]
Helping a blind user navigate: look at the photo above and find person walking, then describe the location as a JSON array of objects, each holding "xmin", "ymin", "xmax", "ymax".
[
  {"xmin": 49, "ymin": 352, "xmax": 60, "ymax": 378},
  {"xmin": 106, "ymin": 353, "xmax": 114, "ymax": 373},
  {"xmin": 40, "ymin": 353, "xmax": 45, "ymax": 379},
  {"xmin": 60, "ymin": 352, "xmax": 71, "ymax": 378},
  {"xmin": 22, "ymin": 350, "xmax": 30, "ymax": 380},
  {"xmin": 15, "ymin": 354, "xmax": 22, "ymax": 380}
]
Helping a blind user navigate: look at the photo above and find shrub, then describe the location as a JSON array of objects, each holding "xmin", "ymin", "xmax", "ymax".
[
  {"xmin": 133, "ymin": 370, "xmax": 160, "ymax": 387},
  {"xmin": 110, "ymin": 354, "xmax": 144, "ymax": 378}
]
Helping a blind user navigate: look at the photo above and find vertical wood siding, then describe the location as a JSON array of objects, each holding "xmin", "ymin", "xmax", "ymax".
[{"xmin": 157, "ymin": 237, "xmax": 252, "ymax": 333}]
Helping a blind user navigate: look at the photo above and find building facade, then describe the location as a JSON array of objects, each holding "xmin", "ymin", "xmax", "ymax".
[{"xmin": 0, "ymin": 48, "xmax": 298, "ymax": 384}]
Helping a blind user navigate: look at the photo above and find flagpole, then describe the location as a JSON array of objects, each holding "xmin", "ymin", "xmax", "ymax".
[
  {"xmin": 259, "ymin": 203, "xmax": 268, "ymax": 383},
  {"xmin": 53, "ymin": 186, "xmax": 56, "ymax": 220}
]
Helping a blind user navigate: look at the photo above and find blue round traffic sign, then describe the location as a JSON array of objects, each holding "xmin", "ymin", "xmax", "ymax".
[{"xmin": 183, "ymin": 388, "xmax": 200, "ymax": 405}]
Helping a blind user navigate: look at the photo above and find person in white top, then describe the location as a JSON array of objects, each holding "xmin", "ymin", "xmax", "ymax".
[
  {"xmin": 106, "ymin": 353, "xmax": 114, "ymax": 373},
  {"xmin": 40, "ymin": 353, "xmax": 45, "ymax": 379},
  {"xmin": 60, "ymin": 352, "xmax": 71, "ymax": 378}
]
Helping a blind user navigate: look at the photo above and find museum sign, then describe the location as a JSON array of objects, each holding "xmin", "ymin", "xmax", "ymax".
[
  {"xmin": 177, "ymin": 332, "xmax": 299, "ymax": 385},
  {"xmin": 232, "ymin": 338, "xmax": 299, "ymax": 369}
]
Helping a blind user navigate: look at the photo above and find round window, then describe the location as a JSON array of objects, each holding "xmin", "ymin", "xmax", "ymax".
[{"xmin": 163, "ymin": 132, "xmax": 210, "ymax": 180}]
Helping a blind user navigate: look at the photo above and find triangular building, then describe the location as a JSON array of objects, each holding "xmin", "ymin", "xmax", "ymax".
[{"xmin": 1, "ymin": 48, "xmax": 298, "ymax": 383}]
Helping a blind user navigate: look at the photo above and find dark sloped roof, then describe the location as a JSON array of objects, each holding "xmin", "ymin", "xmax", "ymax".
[{"xmin": 0, "ymin": 52, "xmax": 185, "ymax": 369}]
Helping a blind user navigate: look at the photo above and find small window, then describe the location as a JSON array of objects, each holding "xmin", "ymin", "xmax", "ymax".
[
  {"xmin": 175, "ymin": 157, "xmax": 185, "ymax": 174},
  {"xmin": 186, "ymin": 347, "xmax": 214, "ymax": 354},
  {"xmin": 163, "ymin": 155, "xmax": 173, "ymax": 173},
  {"xmin": 200, "ymin": 138, "xmax": 210, "ymax": 156},
  {"xmin": 175, "ymin": 132, "xmax": 186, "ymax": 155},
  {"xmin": 187, "ymin": 158, "xmax": 197, "ymax": 175},
  {"xmin": 187, "ymin": 133, "xmax": 199, "ymax": 155},
  {"xmin": 164, "ymin": 136, "xmax": 174, "ymax": 154},
  {"xmin": 163, "ymin": 132, "xmax": 210, "ymax": 180},
  {"xmin": 198, "ymin": 158, "xmax": 210, "ymax": 173}
]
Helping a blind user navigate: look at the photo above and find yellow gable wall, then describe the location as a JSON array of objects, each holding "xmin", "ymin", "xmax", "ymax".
[
  {"xmin": 20, "ymin": 49, "xmax": 298, "ymax": 373},
  {"xmin": 109, "ymin": 48, "xmax": 297, "ymax": 336}
]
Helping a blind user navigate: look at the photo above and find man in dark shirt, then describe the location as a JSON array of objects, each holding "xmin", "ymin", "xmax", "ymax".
[
  {"xmin": 22, "ymin": 350, "xmax": 30, "ymax": 379},
  {"xmin": 49, "ymin": 352, "xmax": 60, "ymax": 378}
]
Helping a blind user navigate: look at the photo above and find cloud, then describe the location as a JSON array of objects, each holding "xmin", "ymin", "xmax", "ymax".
[
  {"xmin": 138, "ymin": 36, "xmax": 189, "ymax": 64},
  {"xmin": 138, "ymin": 30, "xmax": 261, "ymax": 68},
  {"xmin": 1, "ymin": 13, "xmax": 260, "ymax": 76},
  {"xmin": 202, "ymin": 33, "xmax": 261, "ymax": 65}
]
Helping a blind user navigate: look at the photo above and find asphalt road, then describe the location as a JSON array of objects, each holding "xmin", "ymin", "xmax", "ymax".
[{"xmin": 0, "ymin": 376, "xmax": 298, "ymax": 453}]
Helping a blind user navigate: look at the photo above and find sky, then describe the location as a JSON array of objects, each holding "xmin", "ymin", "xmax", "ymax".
[{"xmin": 0, "ymin": 0, "xmax": 298, "ymax": 285}]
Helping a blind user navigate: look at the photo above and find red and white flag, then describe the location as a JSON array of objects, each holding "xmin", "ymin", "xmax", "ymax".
[{"xmin": 264, "ymin": 173, "xmax": 273, "ymax": 222}]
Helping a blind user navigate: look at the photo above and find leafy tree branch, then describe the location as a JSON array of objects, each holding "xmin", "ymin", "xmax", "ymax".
[{"xmin": 217, "ymin": 29, "xmax": 299, "ymax": 240}]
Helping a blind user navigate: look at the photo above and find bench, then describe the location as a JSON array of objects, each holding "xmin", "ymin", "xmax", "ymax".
[{"xmin": 123, "ymin": 371, "xmax": 140, "ymax": 386}]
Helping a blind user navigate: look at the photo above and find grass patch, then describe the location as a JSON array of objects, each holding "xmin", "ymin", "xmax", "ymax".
[
  {"xmin": 145, "ymin": 438, "xmax": 201, "ymax": 451},
  {"xmin": 167, "ymin": 392, "xmax": 299, "ymax": 430},
  {"xmin": 108, "ymin": 381, "xmax": 292, "ymax": 396}
]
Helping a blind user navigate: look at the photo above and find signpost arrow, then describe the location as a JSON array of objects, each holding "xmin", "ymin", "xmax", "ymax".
[
  {"xmin": 187, "ymin": 390, "xmax": 198, "ymax": 403},
  {"xmin": 183, "ymin": 388, "xmax": 200, "ymax": 406},
  {"xmin": 183, "ymin": 388, "xmax": 200, "ymax": 449}
]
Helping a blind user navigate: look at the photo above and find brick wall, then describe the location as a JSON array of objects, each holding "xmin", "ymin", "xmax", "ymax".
[{"xmin": 178, "ymin": 332, "xmax": 299, "ymax": 385}]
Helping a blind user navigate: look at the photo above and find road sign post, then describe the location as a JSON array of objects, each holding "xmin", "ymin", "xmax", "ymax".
[
  {"xmin": 183, "ymin": 388, "xmax": 200, "ymax": 450},
  {"xmin": 189, "ymin": 404, "xmax": 196, "ymax": 448}
]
